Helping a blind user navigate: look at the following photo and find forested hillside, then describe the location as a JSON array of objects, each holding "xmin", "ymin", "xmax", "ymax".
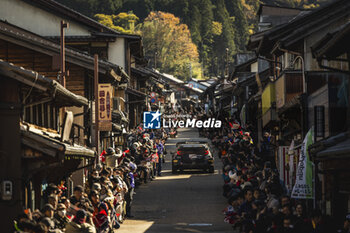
[{"xmin": 57, "ymin": 0, "xmax": 333, "ymax": 79}]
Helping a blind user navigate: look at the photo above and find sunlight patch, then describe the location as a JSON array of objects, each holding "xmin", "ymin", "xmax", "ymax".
[{"xmin": 117, "ymin": 220, "xmax": 155, "ymax": 233}]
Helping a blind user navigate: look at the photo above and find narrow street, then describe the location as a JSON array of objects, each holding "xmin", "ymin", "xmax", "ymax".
[
  {"xmin": 3, "ymin": 1, "xmax": 350, "ymax": 231},
  {"xmin": 118, "ymin": 128, "xmax": 234, "ymax": 233}
]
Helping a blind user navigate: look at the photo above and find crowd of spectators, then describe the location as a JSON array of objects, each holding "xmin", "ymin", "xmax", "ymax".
[
  {"xmin": 202, "ymin": 116, "xmax": 350, "ymax": 233},
  {"xmin": 14, "ymin": 126, "xmax": 172, "ymax": 233}
]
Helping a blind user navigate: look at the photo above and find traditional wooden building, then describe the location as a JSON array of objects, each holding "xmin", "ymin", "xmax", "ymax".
[
  {"xmin": 0, "ymin": 59, "xmax": 93, "ymax": 231},
  {"xmin": 247, "ymin": 0, "xmax": 350, "ymax": 220},
  {"xmin": 0, "ymin": 20, "xmax": 128, "ymax": 188},
  {"xmin": 0, "ymin": 0, "xmax": 148, "ymax": 146},
  {"xmin": 131, "ymin": 66, "xmax": 175, "ymax": 115},
  {"xmin": 309, "ymin": 18, "xmax": 350, "ymax": 221}
]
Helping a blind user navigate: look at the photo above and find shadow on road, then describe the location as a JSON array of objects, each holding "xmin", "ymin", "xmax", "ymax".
[
  {"xmin": 120, "ymin": 171, "xmax": 233, "ymax": 233},
  {"xmin": 117, "ymin": 128, "xmax": 234, "ymax": 233}
]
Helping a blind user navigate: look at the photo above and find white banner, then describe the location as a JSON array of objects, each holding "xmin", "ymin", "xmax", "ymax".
[{"xmin": 291, "ymin": 129, "xmax": 314, "ymax": 199}]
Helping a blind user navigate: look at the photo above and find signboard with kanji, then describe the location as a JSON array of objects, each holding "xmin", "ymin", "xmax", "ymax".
[{"xmin": 98, "ymin": 84, "xmax": 113, "ymax": 131}]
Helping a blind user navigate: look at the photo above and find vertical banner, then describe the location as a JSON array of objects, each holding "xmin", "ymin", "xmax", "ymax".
[
  {"xmin": 291, "ymin": 129, "xmax": 314, "ymax": 199},
  {"xmin": 278, "ymin": 142, "xmax": 300, "ymax": 193},
  {"xmin": 98, "ymin": 84, "xmax": 113, "ymax": 131}
]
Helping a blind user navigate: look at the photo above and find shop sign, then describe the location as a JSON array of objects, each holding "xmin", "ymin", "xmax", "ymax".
[{"xmin": 98, "ymin": 84, "xmax": 113, "ymax": 131}]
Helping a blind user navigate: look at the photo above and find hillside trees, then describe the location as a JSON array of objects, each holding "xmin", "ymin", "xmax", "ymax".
[
  {"xmin": 137, "ymin": 11, "xmax": 202, "ymax": 80},
  {"xmin": 57, "ymin": 0, "xmax": 334, "ymax": 78},
  {"xmin": 226, "ymin": 0, "xmax": 250, "ymax": 51},
  {"xmin": 211, "ymin": 0, "xmax": 236, "ymax": 76}
]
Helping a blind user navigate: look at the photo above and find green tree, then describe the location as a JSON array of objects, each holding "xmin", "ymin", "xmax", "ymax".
[
  {"xmin": 212, "ymin": 0, "xmax": 236, "ymax": 76},
  {"xmin": 121, "ymin": 0, "xmax": 154, "ymax": 20},
  {"xmin": 168, "ymin": 0, "xmax": 190, "ymax": 22},
  {"xmin": 95, "ymin": 12, "xmax": 139, "ymax": 34},
  {"xmin": 89, "ymin": 0, "xmax": 123, "ymax": 15},
  {"xmin": 56, "ymin": 0, "xmax": 94, "ymax": 16},
  {"xmin": 189, "ymin": 5, "xmax": 202, "ymax": 45},
  {"xmin": 198, "ymin": 0, "xmax": 215, "ymax": 77},
  {"xmin": 226, "ymin": 0, "xmax": 250, "ymax": 51}
]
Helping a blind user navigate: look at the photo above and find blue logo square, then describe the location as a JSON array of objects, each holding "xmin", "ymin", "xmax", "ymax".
[{"xmin": 143, "ymin": 111, "xmax": 161, "ymax": 129}]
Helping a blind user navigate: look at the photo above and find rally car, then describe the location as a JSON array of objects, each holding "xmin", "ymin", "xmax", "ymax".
[{"xmin": 172, "ymin": 140, "xmax": 214, "ymax": 173}]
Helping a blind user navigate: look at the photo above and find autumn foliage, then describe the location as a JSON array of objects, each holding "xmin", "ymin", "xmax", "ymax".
[
  {"xmin": 59, "ymin": 0, "xmax": 332, "ymax": 78},
  {"xmin": 137, "ymin": 11, "xmax": 202, "ymax": 80}
]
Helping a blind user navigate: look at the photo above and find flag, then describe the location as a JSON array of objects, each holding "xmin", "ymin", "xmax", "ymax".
[
  {"xmin": 99, "ymin": 150, "xmax": 106, "ymax": 162},
  {"xmin": 291, "ymin": 129, "xmax": 314, "ymax": 199}
]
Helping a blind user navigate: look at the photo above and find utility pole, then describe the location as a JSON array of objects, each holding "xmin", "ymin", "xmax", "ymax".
[
  {"xmin": 94, "ymin": 54, "xmax": 100, "ymax": 156},
  {"xmin": 60, "ymin": 21, "xmax": 68, "ymax": 125},
  {"xmin": 60, "ymin": 20, "xmax": 69, "ymax": 87}
]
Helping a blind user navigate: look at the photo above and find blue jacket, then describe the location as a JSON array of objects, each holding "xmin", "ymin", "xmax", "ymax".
[{"xmin": 156, "ymin": 143, "xmax": 164, "ymax": 154}]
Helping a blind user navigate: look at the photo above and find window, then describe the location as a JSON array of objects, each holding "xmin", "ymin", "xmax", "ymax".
[{"xmin": 23, "ymin": 101, "xmax": 59, "ymax": 130}]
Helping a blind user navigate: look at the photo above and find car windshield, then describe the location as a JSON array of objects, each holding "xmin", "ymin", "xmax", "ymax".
[{"xmin": 178, "ymin": 145, "xmax": 207, "ymax": 154}]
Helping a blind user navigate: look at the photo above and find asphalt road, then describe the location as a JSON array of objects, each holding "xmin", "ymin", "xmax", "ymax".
[{"xmin": 117, "ymin": 128, "xmax": 234, "ymax": 233}]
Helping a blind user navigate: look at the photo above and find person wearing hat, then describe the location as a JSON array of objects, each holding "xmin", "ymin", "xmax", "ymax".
[
  {"xmin": 223, "ymin": 194, "xmax": 240, "ymax": 225},
  {"xmin": 42, "ymin": 203, "xmax": 55, "ymax": 219},
  {"xmin": 48, "ymin": 194, "xmax": 58, "ymax": 210},
  {"xmin": 124, "ymin": 163, "xmax": 136, "ymax": 218},
  {"xmin": 41, "ymin": 203, "xmax": 59, "ymax": 231},
  {"xmin": 65, "ymin": 209, "xmax": 96, "ymax": 233},
  {"xmin": 91, "ymin": 183, "xmax": 102, "ymax": 193},
  {"xmin": 40, "ymin": 217, "xmax": 62, "ymax": 233},
  {"xmin": 54, "ymin": 203, "xmax": 70, "ymax": 231},
  {"xmin": 70, "ymin": 186, "xmax": 84, "ymax": 206},
  {"xmin": 69, "ymin": 185, "xmax": 93, "ymax": 211},
  {"xmin": 43, "ymin": 183, "xmax": 60, "ymax": 203},
  {"xmin": 88, "ymin": 190, "xmax": 111, "ymax": 232}
]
